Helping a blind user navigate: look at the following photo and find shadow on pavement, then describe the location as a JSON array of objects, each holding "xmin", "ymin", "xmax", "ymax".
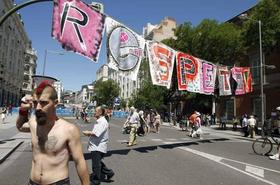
[
  {"xmin": 0, "ymin": 138, "xmax": 15, "ymax": 144},
  {"xmin": 79, "ymin": 138, "xmax": 231, "ymax": 160}
]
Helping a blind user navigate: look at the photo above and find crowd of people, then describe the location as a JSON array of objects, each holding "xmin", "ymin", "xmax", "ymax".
[{"xmin": 122, "ymin": 107, "xmax": 162, "ymax": 147}]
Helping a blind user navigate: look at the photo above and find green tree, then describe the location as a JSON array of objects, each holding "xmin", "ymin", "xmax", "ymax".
[
  {"xmin": 130, "ymin": 56, "xmax": 172, "ymax": 112},
  {"xmin": 130, "ymin": 79, "xmax": 169, "ymax": 112},
  {"xmin": 119, "ymin": 97, "xmax": 127, "ymax": 110},
  {"xmin": 242, "ymin": 0, "xmax": 280, "ymax": 54},
  {"xmin": 163, "ymin": 19, "xmax": 245, "ymax": 65},
  {"xmin": 94, "ymin": 79, "xmax": 120, "ymax": 107}
]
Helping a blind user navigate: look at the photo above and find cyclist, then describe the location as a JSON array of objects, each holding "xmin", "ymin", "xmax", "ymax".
[{"xmin": 269, "ymin": 106, "xmax": 280, "ymax": 160}]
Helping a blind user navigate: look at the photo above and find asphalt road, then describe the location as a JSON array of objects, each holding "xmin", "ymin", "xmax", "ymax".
[{"xmin": 0, "ymin": 117, "xmax": 279, "ymax": 185}]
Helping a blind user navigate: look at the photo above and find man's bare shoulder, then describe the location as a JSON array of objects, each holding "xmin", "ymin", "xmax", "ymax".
[{"xmin": 57, "ymin": 118, "xmax": 80, "ymax": 135}]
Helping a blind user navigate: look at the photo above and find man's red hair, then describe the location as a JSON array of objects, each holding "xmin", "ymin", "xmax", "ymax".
[{"xmin": 35, "ymin": 81, "xmax": 52, "ymax": 95}]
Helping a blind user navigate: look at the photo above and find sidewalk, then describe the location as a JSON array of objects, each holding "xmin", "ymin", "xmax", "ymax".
[{"xmin": 0, "ymin": 113, "xmax": 24, "ymax": 164}]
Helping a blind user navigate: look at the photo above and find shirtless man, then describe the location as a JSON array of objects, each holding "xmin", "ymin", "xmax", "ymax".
[{"xmin": 16, "ymin": 81, "xmax": 90, "ymax": 185}]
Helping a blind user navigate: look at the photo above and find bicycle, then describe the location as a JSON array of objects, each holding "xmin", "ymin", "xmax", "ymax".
[{"xmin": 252, "ymin": 128, "xmax": 280, "ymax": 155}]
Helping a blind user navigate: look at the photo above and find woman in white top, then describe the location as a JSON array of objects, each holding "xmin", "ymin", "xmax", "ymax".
[{"xmin": 154, "ymin": 111, "xmax": 161, "ymax": 134}]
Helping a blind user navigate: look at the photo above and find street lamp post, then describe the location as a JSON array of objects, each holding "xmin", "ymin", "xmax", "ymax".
[
  {"xmin": 43, "ymin": 49, "xmax": 64, "ymax": 76},
  {"xmin": 239, "ymin": 14, "xmax": 264, "ymax": 127},
  {"xmin": 258, "ymin": 20, "xmax": 265, "ymax": 129}
]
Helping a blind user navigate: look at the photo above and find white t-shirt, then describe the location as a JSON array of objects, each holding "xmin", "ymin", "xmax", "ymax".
[
  {"xmin": 248, "ymin": 117, "xmax": 256, "ymax": 126},
  {"xmin": 128, "ymin": 112, "xmax": 139, "ymax": 125},
  {"xmin": 87, "ymin": 116, "xmax": 109, "ymax": 153}
]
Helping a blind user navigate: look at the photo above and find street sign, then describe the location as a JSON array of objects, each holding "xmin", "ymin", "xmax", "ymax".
[{"xmin": 114, "ymin": 97, "xmax": 121, "ymax": 106}]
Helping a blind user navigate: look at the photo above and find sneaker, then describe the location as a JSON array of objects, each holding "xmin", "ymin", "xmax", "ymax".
[
  {"xmin": 106, "ymin": 172, "xmax": 115, "ymax": 180},
  {"xmin": 269, "ymin": 154, "xmax": 279, "ymax": 160}
]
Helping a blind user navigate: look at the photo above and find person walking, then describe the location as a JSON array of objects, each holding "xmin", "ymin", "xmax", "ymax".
[
  {"xmin": 248, "ymin": 115, "xmax": 256, "ymax": 138},
  {"xmin": 8, "ymin": 104, "xmax": 13, "ymax": 116},
  {"xmin": 124, "ymin": 106, "xmax": 139, "ymax": 146},
  {"xmin": 154, "ymin": 110, "xmax": 161, "ymax": 134},
  {"xmin": 1, "ymin": 106, "xmax": 7, "ymax": 123},
  {"xmin": 189, "ymin": 111, "xmax": 202, "ymax": 138},
  {"xmin": 232, "ymin": 116, "xmax": 238, "ymax": 131},
  {"xmin": 83, "ymin": 106, "xmax": 114, "ymax": 185},
  {"xmin": 269, "ymin": 106, "xmax": 280, "ymax": 160},
  {"xmin": 16, "ymin": 81, "xmax": 90, "ymax": 185},
  {"xmin": 242, "ymin": 114, "xmax": 249, "ymax": 137},
  {"xmin": 137, "ymin": 110, "xmax": 147, "ymax": 136}
]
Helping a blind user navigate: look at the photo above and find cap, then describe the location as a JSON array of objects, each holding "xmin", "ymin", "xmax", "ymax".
[
  {"xmin": 101, "ymin": 104, "xmax": 108, "ymax": 109},
  {"xmin": 139, "ymin": 110, "xmax": 144, "ymax": 116},
  {"xmin": 196, "ymin": 112, "xmax": 201, "ymax": 116},
  {"xmin": 276, "ymin": 106, "xmax": 280, "ymax": 111}
]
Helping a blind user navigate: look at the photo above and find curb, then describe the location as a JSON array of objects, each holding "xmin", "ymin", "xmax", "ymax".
[{"xmin": 0, "ymin": 140, "xmax": 23, "ymax": 164}]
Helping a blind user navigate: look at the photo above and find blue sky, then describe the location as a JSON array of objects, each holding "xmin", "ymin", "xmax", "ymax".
[{"xmin": 14, "ymin": 0, "xmax": 257, "ymax": 91}]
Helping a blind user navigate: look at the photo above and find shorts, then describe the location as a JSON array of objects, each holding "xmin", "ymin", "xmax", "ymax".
[{"xmin": 28, "ymin": 178, "xmax": 70, "ymax": 185}]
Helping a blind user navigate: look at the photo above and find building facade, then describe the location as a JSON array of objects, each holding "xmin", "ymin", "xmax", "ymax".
[
  {"xmin": 143, "ymin": 17, "xmax": 177, "ymax": 42},
  {"xmin": 22, "ymin": 43, "xmax": 37, "ymax": 95},
  {"xmin": 53, "ymin": 81, "xmax": 63, "ymax": 103},
  {"xmin": 0, "ymin": 0, "xmax": 37, "ymax": 106},
  {"xmin": 75, "ymin": 84, "xmax": 94, "ymax": 105},
  {"xmin": 96, "ymin": 64, "xmax": 140, "ymax": 101},
  {"xmin": 216, "ymin": 10, "xmax": 280, "ymax": 124}
]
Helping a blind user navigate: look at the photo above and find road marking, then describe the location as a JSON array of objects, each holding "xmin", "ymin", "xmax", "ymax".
[
  {"xmin": 137, "ymin": 139, "xmax": 146, "ymax": 142},
  {"xmin": 11, "ymin": 132, "xmax": 31, "ymax": 140},
  {"xmin": 245, "ymin": 165, "xmax": 264, "ymax": 177},
  {"xmin": 180, "ymin": 138, "xmax": 192, "ymax": 141},
  {"xmin": 151, "ymin": 139, "xmax": 163, "ymax": 142},
  {"xmin": 163, "ymin": 141, "xmax": 186, "ymax": 145},
  {"xmin": 178, "ymin": 147, "xmax": 278, "ymax": 185},
  {"xmin": 117, "ymin": 139, "xmax": 128, "ymax": 143},
  {"xmin": 165, "ymin": 138, "xmax": 178, "ymax": 141}
]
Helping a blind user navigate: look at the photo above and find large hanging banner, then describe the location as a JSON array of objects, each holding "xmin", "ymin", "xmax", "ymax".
[
  {"xmin": 231, "ymin": 67, "xmax": 253, "ymax": 95},
  {"xmin": 52, "ymin": 0, "xmax": 105, "ymax": 62},
  {"xmin": 218, "ymin": 66, "xmax": 232, "ymax": 96},
  {"xmin": 199, "ymin": 59, "xmax": 217, "ymax": 95},
  {"xmin": 243, "ymin": 67, "xmax": 253, "ymax": 93},
  {"xmin": 106, "ymin": 17, "xmax": 145, "ymax": 80},
  {"xmin": 176, "ymin": 52, "xmax": 201, "ymax": 92},
  {"xmin": 146, "ymin": 41, "xmax": 176, "ymax": 89},
  {"xmin": 218, "ymin": 66, "xmax": 231, "ymax": 96},
  {"xmin": 231, "ymin": 67, "xmax": 245, "ymax": 95}
]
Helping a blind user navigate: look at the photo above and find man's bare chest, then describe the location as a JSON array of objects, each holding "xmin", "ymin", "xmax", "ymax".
[{"xmin": 31, "ymin": 132, "xmax": 68, "ymax": 155}]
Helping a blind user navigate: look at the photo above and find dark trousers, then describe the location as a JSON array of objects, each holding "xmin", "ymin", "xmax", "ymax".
[
  {"xmin": 243, "ymin": 126, "xmax": 249, "ymax": 137},
  {"xmin": 28, "ymin": 178, "xmax": 70, "ymax": 185},
  {"xmin": 91, "ymin": 151, "xmax": 114, "ymax": 185}
]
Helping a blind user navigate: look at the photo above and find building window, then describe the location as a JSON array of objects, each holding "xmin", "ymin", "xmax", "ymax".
[
  {"xmin": 252, "ymin": 97, "xmax": 263, "ymax": 121},
  {"xmin": 24, "ymin": 64, "xmax": 30, "ymax": 71},
  {"xmin": 23, "ymin": 75, "xmax": 29, "ymax": 81},
  {"xmin": 249, "ymin": 52, "xmax": 260, "ymax": 84},
  {"xmin": 23, "ymin": 83, "xmax": 28, "ymax": 89},
  {"xmin": 225, "ymin": 99, "xmax": 234, "ymax": 120}
]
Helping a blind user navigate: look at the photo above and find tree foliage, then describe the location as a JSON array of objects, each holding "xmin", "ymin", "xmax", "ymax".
[
  {"xmin": 130, "ymin": 79, "xmax": 169, "ymax": 112},
  {"xmin": 94, "ymin": 79, "xmax": 120, "ymax": 107},
  {"xmin": 163, "ymin": 19, "xmax": 245, "ymax": 65},
  {"xmin": 128, "ymin": 58, "xmax": 167, "ymax": 111},
  {"xmin": 242, "ymin": 0, "xmax": 280, "ymax": 54}
]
